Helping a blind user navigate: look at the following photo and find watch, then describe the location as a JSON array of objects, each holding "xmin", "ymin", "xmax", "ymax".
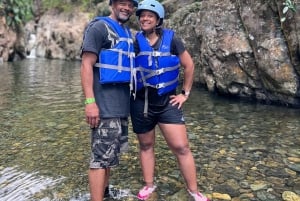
[{"xmin": 181, "ymin": 89, "xmax": 190, "ymax": 97}]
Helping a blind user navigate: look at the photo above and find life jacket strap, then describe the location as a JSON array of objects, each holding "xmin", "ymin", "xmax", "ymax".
[
  {"xmin": 94, "ymin": 63, "xmax": 131, "ymax": 71},
  {"xmin": 137, "ymin": 51, "xmax": 171, "ymax": 57},
  {"xmin": 145, "ymin": 77, "xmax": 178, "ymax": 89},
  {"xmin": 143, "ymin": 87, "xmax": 149, "ymax": 117},
  {"xmin": 117, "ymin": 37, "xmax": 133, "ymax": 44},
  {"xmin": 137, "ymin": 64, "xmax": 180, "ymax": 81}
]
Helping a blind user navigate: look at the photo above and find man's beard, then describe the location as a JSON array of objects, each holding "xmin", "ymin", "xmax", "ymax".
[
  {"xmin": 117, "ymin": 13, "xmax": 131, "ymax": 23},
  {"xmin": 118, "ymin": 17, "xmax": 129, "ymax": 23}
]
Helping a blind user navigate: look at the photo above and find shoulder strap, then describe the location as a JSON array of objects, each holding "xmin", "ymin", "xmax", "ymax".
[
  {"xmin": 136, "ymin": 31, "xmax": 152, "ymax": 51},
  {"xmin": 97, "ymin": 16, "xmax": 130, "ymax": 38},
  {"xmin": 159, "ymin": 29, "xmax": 174, "ymax": 52}
]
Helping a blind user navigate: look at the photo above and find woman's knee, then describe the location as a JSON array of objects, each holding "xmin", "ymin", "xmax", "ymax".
[
  {"xmin": 139, "ymin": 141, "xmax": 154, "ymax": 151},
  {"xmin": 173, "ymin": 144, "xmax": 190, "ymax": 156}
]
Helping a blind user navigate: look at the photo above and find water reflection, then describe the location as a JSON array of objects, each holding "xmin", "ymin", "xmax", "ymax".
[
  {"xmin": 0, "ymin": 59, "xmax": 88, "ymax": 200},
  {"xmin": 0, "ymin": 59, "xmax": 299, "ymax": 200}
]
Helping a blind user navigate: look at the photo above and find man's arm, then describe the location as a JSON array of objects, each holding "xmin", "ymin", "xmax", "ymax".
[{"xmin": 81, "ymin": 52, "xmax": 100, "ymax": 128}]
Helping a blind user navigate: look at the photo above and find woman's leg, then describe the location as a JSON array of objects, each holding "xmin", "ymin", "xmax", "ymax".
[
  {"xmin": 136, "ymin": 129, "xmax": 158, "ymax": 200},
  {"xmin": 137, "ymin": 129, "xmax": 156, "ymax": 186},
  {"xmin": 158, "ymin": 123, "xmax": 198, "ymax": 192}
]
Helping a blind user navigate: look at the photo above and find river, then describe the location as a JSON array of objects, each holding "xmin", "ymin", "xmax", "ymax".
[{"xmin": 0, "ymin": 59, "xmax": 299, "ymax": 201}]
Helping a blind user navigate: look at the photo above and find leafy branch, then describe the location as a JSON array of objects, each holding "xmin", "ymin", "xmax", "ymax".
[
  {"xmin": 281, "ymin": 0, "xmax": 296, "ymax": 22},
  {"xmin": 0, "ymin": 0, "xmax": 33, "ymax": 30}
]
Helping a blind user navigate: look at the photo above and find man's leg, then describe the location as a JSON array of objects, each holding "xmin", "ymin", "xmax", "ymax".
[
  {"xmin": 89, "ymin": 168, "xmax": 106, "ymax": 201},
  {"xmin": 89, "ymin": 118, "xmax": 123, "ymax": 200},
  {"xmin": 104, "ymin": 168, "xmax": 110, "ymax": 197}
]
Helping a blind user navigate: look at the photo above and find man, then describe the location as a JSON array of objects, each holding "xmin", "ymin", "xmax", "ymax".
[{"xmin": 80, "ymin": 0, "xmax": 138, "ymax": 200}]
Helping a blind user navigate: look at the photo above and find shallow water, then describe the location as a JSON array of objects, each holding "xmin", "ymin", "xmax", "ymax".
[{"xmin": 0, "ymin": 59, "xmax": 299, "ymax": 201}]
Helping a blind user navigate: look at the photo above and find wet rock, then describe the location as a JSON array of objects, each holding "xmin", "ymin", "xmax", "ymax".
[
  {"xmin": 282, "ymin": 191, "xmax": 300, "ymax": 201},
  {"xmin": 265, "ymin": 168, "xmax": 291, "ymax": 177},
  {"xmin": 288, "ymin": 157, "xmax": 300, "ymax": 163},
  {"xmin": 214, "ymin": 180, "xmax": 240, "ymax": 197},
  {"xmin": 286, "ymin": 163, "xmax": 300, "ymax": 173},
  {"xmin": 250, "ymin": 182, "xmax": 268, "ymax": 191},
  {"xmin": 212, "ymin": 192, "xmax": 231, "ymax": 200},
  {"xmin": 166, "ymin": 188, "xmax": 189, "ymax": 201},
  {"xmin": 256, "ymin": 190, "xmax": 277, "ymax": 201}
]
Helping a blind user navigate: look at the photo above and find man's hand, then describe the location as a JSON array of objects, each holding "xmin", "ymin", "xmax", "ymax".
[{"xmin": 85, "ymin": 103, "xmax": 100, "ymax": 128}]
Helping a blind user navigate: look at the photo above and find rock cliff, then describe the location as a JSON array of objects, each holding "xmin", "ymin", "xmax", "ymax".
[
  {"xmin": 0, "ymin": 16, "xmax": 16, "ymax": 62},
  {"xmin": 167, "ymin": 0, "xmax": 300, "ymax": 106},
  {"xmin": 1, "ymin": 0, "xmax": 299, "ymax": 106}
]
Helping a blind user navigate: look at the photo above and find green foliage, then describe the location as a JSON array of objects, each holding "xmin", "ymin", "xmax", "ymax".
[
  {"xmin": 0, "ymin": 0, "xmax": 33, "ymax": 30},
  {"xmin": 188, "ymin": 2, "xmax": 201, "ymax": 13},
  {"xmin": 41, "ymin": 0, "xmax": 75, "ymax": 12},
  {"xmin": 281, "ymin": 0, "xmax": 296, "ymax": 22},
  {"xmin": 0, "ymin": 0, "xmax": 106, "ymax": 30},
  {"xmin": 40, "ymin": 0, "xmax": 105, "ymax": 12},
  {"xmin": 0, "ymin": 0, "xmax": 163, "ymax": 28}
]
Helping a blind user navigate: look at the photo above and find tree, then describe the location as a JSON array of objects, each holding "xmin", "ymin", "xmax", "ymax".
[{"xmin": 0, "ymin": 0, "xmax": 33, "ymax": 31}]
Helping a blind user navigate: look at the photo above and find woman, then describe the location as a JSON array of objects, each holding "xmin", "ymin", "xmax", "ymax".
[{"xmin": 130, "ymin": 0, "xmax": 210, "ymax": 201}]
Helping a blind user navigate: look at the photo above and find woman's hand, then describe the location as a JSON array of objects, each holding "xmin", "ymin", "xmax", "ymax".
[{"xmin": 169, "ymin": 94, "xmax": 188, "ymax": 109}]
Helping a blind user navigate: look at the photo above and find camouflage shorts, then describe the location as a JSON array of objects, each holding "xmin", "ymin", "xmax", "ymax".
[{"xmin": 89, "ymin": 118, "xmax": 128, "ymax": 169}]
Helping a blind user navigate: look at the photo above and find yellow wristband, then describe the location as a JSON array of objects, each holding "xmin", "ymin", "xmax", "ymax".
[{"xmin": 85, "ymin": 98, "xmax": 95, "ymax": 105}]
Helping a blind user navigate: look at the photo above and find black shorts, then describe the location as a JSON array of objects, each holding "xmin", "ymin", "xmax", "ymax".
[{"xmin": 130, "ymin": 95, "xmax": 185, "ymax": 134}]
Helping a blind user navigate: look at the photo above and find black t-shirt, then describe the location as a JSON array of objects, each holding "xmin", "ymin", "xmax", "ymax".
[
  {"xmin": 134, "ymin": 29, "xmax": 186, "ymax": 106},
  {"xmin": 81, "ymin": 19, "xmax": 130, "ymax": 118}
]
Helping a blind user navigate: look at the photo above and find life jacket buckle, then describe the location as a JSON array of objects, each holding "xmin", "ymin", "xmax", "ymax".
[
  {"xmin": 155, "ymin": 83, "xmax": 165, "ymax": 89},
  {"xmin": 130, "ymin": 52, "xmax": 135, "ymax": 58},
  {"xmin": 152, "ymin": 51, "xmax": 161, "ymax": 57},
  {"xmin": 156, "ymin": 68, "xmax": 164, "ymax": 75}
]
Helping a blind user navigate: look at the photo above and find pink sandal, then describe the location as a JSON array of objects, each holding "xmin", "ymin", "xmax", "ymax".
[
  {"xmin": 137, "ymin": 185, "xmax": 157, "ymax": 200},
  {"xmin": 188, "ymin": 190, "xmax": 210, "ymax": 201}
]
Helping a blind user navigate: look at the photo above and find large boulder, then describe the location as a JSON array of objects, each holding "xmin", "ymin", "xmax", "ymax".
[
  {"xmin": 0, "ymin": 16, "xmax": 17, "ymax": 62},
  {"xmin": 167, "ymin": 0, "xmax": 300, "ymax": 106},
  {"xmin": 29, "ymin": 9, "xmax": 90, "ymax": 60}
]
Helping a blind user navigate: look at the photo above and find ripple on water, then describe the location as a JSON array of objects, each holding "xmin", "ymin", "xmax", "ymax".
[
  {"xmin": 0, "ymin": 166, "xmax": 64, "ymax": 201},
  {"xmin": 1, "ymin": 59, "xmax": 300, "ymax": 200}
]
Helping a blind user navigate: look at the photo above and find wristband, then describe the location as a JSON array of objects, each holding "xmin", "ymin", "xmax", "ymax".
[{"xmin": 85, "ymin": 98, "xmax": 95, "ymax": 105}]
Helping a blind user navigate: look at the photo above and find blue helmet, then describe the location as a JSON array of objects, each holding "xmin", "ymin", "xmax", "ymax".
[
  {"xmin": 109, "ymin": 0, "xmax": 139, "ymax": 7},
  {"xmin": 136, "ymin": 0, "xmax": 165, "ymax": 26}
]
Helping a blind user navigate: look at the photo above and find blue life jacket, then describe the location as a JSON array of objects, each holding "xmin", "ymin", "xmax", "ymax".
[
  {"xmin": 134, "ymin": 29, "xmax": 180, "ymax": 95},
  {"xmin": 92, "ymin": 17, "xmax": 135, "ymax": 84}
]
